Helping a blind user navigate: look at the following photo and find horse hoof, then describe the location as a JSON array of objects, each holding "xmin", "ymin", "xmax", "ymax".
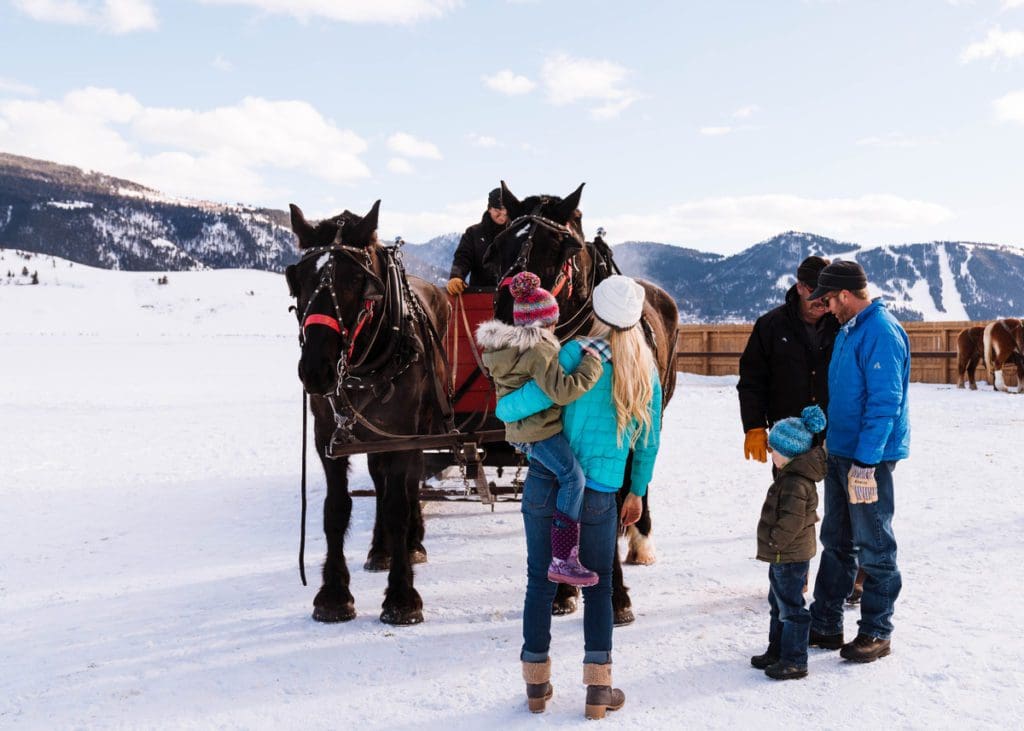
[
  {"xmin": 624, "ymin": 550, "xmax": 656, "ymax": 566},
  {"xmin": 364, "ymin": 555, "xmax": 391, "ymax": 572},
  {"xmin": 312, "ymin": 603, "xmax": 356, "ymax": 623},
  {"xmin": 380, "ymin": 607, "xmax": 424, "ymax": 625},
  {"xmin": 410, "ymin": 548, "xmax": 428, "ymax": 564},
  {"xmin": 551, "ymin": 597, "xmax": 577, "ymax": 616},
  {"xmin": 613, "ymin": 607, "xmax": 635, "ymax": 626}
]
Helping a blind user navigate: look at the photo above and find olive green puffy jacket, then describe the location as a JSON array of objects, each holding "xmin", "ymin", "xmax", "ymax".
[
  {"xmin": 476, "ymin": 320, "xmax": 601, "ymax": 443},
  {"xmin": 756, "ymin": 447, "xmax": 826, "ymax": 563}
]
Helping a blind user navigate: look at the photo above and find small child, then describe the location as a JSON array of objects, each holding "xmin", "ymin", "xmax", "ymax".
[
  {"xmin": 752, "ymin": 405, "xmax": 827, "ymax": 680},
  {"xmin": 476, "ymin": 271, "xmax": 605, "ymax": 586}
]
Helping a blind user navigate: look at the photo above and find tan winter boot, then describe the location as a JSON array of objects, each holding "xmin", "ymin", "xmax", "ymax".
[
  {"xmin": 583, "ymin": 663, "xmax": 625, "ymax": 720},
  {"xmin": 522, "ymin": 659, "xmax": 553, "ymax": 713}
]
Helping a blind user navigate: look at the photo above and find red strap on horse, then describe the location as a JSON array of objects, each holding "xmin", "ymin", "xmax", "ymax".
[
  {"xmin": 550, "ymin": 262, "xmax": 574, "ymax": 298},
  {"xmin": 303, "ymin": 314, "xmax": 343, "ymax": 335},
  {"xmin": 347, "ymin": 299, "xmax": 375, "ymax": 359}
]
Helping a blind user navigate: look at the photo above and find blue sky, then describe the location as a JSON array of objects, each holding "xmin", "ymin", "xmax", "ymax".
[{"xmin": 2, "ymin": 0, "xmax": 1023, "ymax": 252}]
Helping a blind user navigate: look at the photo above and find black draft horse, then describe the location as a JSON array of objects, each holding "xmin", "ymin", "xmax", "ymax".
[
  {"xmin": 285, "ymin": 201, "xmax": 450, "ymax": 625},
  {"xmin": 488, "ymin": 181, "xmax": 679, "ymax": 625}
]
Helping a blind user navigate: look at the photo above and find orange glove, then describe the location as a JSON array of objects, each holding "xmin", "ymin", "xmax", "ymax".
[
  {"xmin": 446, "ymin": 277, "xmax": 466, "ymax": 295},
  {"xmin": 744, "ymin": 428, "xmax": 768, "ymax": 462}
]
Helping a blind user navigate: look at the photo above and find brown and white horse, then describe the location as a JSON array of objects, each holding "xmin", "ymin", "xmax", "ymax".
[
  {"xmin": 956, "ymin": 325, "xmax": 985, "ymax": 390},
  {"xmin": 983, "ymin": 318, "xmax": 1024, "ymax": 393}
]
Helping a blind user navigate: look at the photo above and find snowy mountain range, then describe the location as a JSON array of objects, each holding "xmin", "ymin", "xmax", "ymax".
[{"xmin": 3, "ymin": 152, "xmax": 1022, "ymax": 322}]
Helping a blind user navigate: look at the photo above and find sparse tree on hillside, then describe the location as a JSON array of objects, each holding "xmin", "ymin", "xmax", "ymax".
[
  {"xmin": 31, "ymin": 271, "xmax": 38, "ymax": 285},
  {"xmin": 21, "ymin": 266, "xmax": 28, "ymax": 276}
]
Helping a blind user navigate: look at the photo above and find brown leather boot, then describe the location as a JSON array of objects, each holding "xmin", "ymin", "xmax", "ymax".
[
  {"xmin": 583, "ymin": 663, "xmax": 625, "ymax": 720},
  {"xmin": 522, "ymin": 659, "xmax": 553, "ymax": 713}
]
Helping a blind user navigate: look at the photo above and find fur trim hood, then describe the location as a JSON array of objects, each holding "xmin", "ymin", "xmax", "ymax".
[{"xmin": 475, "ymin": 319, "xmax": 560, "ymax": 352}]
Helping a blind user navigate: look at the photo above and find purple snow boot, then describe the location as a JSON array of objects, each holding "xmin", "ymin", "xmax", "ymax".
[{"xmin": 548, "ymin": 511, "xmax": 599, "ymax": 587}]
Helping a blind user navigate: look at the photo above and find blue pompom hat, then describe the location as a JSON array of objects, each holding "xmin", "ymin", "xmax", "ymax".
[{"xmin": 768, "ymin": 405, "xmax": 827, "ymax": 458}]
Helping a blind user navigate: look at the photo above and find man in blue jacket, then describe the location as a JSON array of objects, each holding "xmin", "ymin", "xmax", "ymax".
[{"xmin": 804, "ymin": 261, "xmax": 910, "ymax": 663}]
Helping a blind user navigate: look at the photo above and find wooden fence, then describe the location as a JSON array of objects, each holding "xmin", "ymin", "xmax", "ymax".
[{"xmin": 675, "ymin": 321, "xmax": 1017, "ymax": 386}]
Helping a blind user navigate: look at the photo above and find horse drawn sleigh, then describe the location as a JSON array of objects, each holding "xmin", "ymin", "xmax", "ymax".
[{"xmin": 284, "ymin": 182, "xmax": 678, "ymax": 627}]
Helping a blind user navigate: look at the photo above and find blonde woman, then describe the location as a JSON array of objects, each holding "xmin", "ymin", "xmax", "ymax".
[{"xmin": 495, "ymin": 275, "xmax": 663, "ymax": 720}]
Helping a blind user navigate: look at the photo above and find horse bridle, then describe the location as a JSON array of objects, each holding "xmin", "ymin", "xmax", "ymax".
[
  {"xmin": 493, "ymin": 210, "xmax": 600, "ymax": 340},
  {"xmin": 495, "ymin": 212, "xmax": 583, "ymax": 290},
  {"xmin": 292, "ymin": 237, "xmax": 388, "ymax": 382}
]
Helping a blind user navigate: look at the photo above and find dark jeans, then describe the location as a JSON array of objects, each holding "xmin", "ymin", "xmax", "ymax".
[
  {"xmin": 513, "ymin": 432, "xmax": 586, "ymax": 522},
  {"xmin": 520, "ymin": 460, "xmax": 617, "ymax": 665},
  {"xmin": 767, "ymin": 562, "xmax": 811, "ymax": 667},
  {"xmin": 810, "ymin": 455, "xmax": 902, "ymax": 640}
]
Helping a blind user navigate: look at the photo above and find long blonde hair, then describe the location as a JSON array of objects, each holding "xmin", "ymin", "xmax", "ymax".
[{"xmin": 588, "ymin": 319, "xmax": 656, "ymax": 447}]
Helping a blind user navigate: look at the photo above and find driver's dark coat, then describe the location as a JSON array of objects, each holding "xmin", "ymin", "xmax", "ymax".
[
  {"xmin": 448, "ymin": 212, "xmax": 508, "ymax": 285},
  {"xmin": 737, "ymin": 286, "xmax": 839, "ymax": 433}
]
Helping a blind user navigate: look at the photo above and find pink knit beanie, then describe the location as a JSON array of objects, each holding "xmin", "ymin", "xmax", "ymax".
[{"xmin": 510, "ymin": 272, "xmax": 559, "ymax": 327}]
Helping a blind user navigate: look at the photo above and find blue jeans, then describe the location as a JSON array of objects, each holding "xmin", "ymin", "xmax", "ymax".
[
  {"xmin": 810, "ymin": 455, "xmax": 902, "ymax": 640},
  {"xmin": 768, "ymin": 562, "xmax": 811, "ymax": 667},
  {"xmin": 520, "ymin": 460, "xmax": 617, "ymax": 665},
  {"xmin": 513, "ymin": 432, "xmax": 586, "ymax": 522}
]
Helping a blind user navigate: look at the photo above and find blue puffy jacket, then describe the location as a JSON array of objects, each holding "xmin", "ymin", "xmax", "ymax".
[
  {"xmin": 496, "ymin": 340, "xmax": 662, "ymax": 496},
  {"xmin": 826, "ymin": 300, "xmax": 910, "ymax": 465}
]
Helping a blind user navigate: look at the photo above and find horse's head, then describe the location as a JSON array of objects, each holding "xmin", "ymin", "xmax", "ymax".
[
  {"xmin": 285, "ymin": 201, "xmax": 383, "ymax": 396},
  {"xmin": 489, "ymin": 180, "xmax": 586, "ymax": 326}
]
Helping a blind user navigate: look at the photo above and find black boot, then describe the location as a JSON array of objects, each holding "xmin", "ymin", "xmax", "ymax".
[
  {"xmin": 750, "ymin": 649, "xmax": 780, "ymax": 670},
  {"xmin": 764, "ymin": 661, "xmax": 808, "ymax": 680},
  {"xmin": 840, "ymin": 634, "xmax": 891, "ymax": 663},
  {"xmin": 809, "ymin": 628, "xmax": 844, "ymax": 650}
]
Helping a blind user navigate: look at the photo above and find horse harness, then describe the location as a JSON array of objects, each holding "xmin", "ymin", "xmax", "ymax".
[{"xmin": 291, "ymin": 236, "xmax": 454, "ymax": 451}]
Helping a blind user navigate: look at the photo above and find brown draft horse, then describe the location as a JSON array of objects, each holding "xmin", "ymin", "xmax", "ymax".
[
  {"xmin": 285, "ymin": 201, "xmax": 450, "ymax": 625},
  {"xmin": 956, "ymin": 325, "xmax": 985, "ymax": 390},
  {"xmin": 488, "ymin": 181, "xmax": 679, "ymax": 626},
  {"xmin": 983, "ymin": 317, "xmax": 1024, "ymax": 393}
]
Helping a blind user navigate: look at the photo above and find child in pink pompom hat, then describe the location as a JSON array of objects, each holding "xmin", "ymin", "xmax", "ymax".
[{"xmin": 476, "ymin": 271, "xmax": 606, "ymax": 585}]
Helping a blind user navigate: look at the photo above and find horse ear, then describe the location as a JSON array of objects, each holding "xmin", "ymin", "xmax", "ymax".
[
  {"xmin": 553, "ymin": 183, "xmax": 585, "ymax": 224},
  {"xmin": 285, "ymin": 264, "xmax": 300, "ymax": 298},
  {"xmin": 290, "ymin": 204, "xmax": 316, "ymax": 249},
  {"xmin": 500, "ymin": 181, "xmax": 522, "ymax": 217},
  {"xmin": 351, "ymin": 200, "xmax": 381, "ymax": 246}
]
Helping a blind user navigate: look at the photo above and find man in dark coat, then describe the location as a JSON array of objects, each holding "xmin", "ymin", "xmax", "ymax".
[
  {"xmin": 737, "ymin": 256, "xmax": 839, "ymax": 466},
  {"xmin": 446, "ymin": 187, "xmax": 510, "ymax": 295}
]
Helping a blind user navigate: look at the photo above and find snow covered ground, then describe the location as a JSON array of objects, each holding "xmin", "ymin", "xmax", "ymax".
[{"xmin": 2, "ymin": 252, "xmax": 1023, "ymax": 729}]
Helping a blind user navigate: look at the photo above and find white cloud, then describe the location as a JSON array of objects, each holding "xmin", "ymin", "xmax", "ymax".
[
  {"xmin": 700, "ymin": 126, "xmax": 733, "ymax": 136},
  {"xmin": 468, "ymin": 133, "xmax": 498, "ymax": 148},
  {"xmin": 960, "ymin": 27, "xmax": 1024, "ymax": 62},
  {"xmin": 482, "ymin": 70, "xmax": 536, "ymax": 95},
  {"xmin": 540, "ymin": 53, "xmax": 643, "ymax": 119},
  {"xmin": 596, "ymin": 194, "xmax": 953, "ymax": 251},
  {"xmin": 196, "ymin": 0, "xmax": 460, "ymax": 24},
  {"xmin": 993, "ymin": 89, "xmax": 1024, "ymax": 123},
  {"xmin": 0, "ymin": 87, "xmax": 370, "ymax": 205},
  {"xmin": 732, "ymin": 105, "xmax": 759, "ymax": 119},
  {"xmin": 1004, "ymin": 1, "xmax": 1024, "ymax": 9},
  {"xmin": 0, "ymin": 77, "xmax": 37, "ymax": 96},
  {"xmin": 377, "ymin": 199, "xmax": 483, "ymax": 242},
  {"xmin": 13, "ymin": 0, "xmax": 157, "ymax": 33},
  {"xmin": 386, "ymin": 132, "xmax": 442, "ymax": 160},
  {"xmin": 387, "ymin": 157, "xmax": 415, "ymax": 175},
  {"xmin": 212, "ymin": 54, "xmax": 233, "ymax": 72}
]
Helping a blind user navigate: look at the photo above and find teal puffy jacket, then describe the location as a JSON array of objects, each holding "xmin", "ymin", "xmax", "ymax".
[{"xmin": 496, "ymin": 340, "xmax": 663, "ymax": 496}]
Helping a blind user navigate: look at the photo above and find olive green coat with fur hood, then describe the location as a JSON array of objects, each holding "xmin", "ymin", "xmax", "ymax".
[
  {"xmin": 476, "ymin": 320, "xmax": 601, "ymax": 443},
  {"xmin": 756, "ymin": 446, "xmax": 826, "ymax": 563}
]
